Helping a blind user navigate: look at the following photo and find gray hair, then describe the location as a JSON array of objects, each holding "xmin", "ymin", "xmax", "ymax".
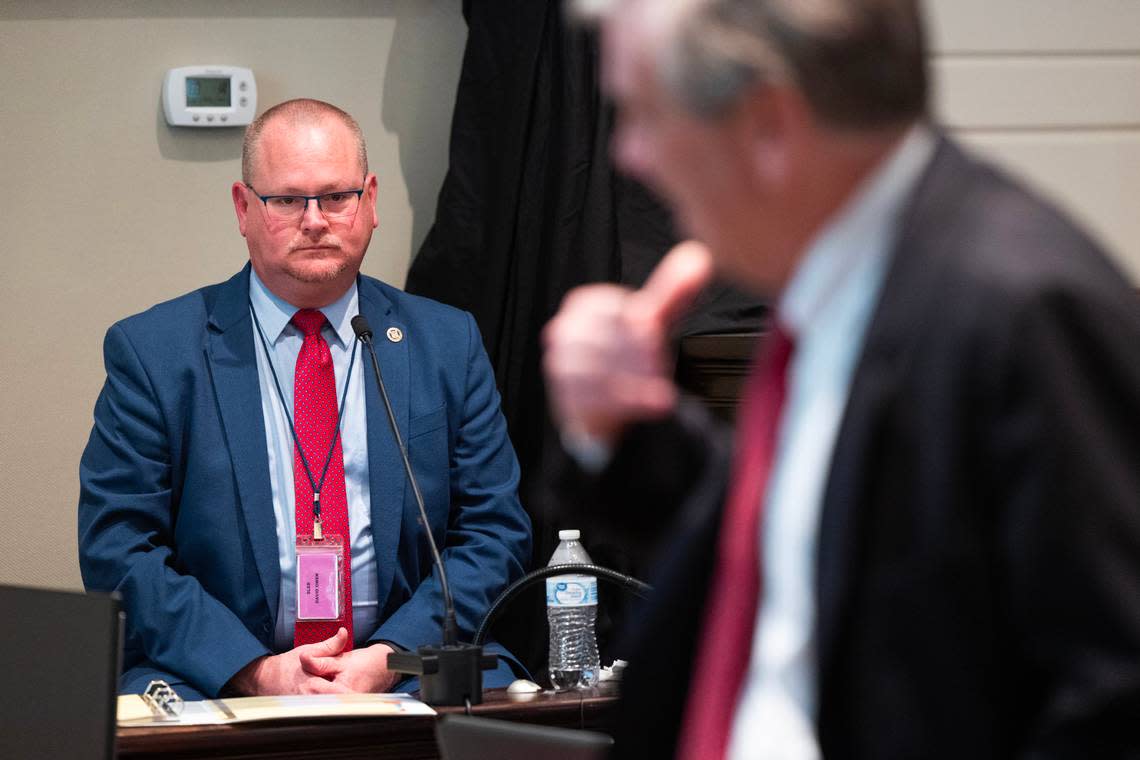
[
  {"xmin": 576, "ymin": 0, "xmax": 928, "ymax": 126},
  {"xmin": 241, "ymin": 98, "xmax": 369, "ymax": 186}
]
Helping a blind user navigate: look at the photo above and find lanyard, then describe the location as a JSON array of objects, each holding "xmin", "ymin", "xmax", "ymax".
[{"xmin": 249, "ymin": 302, "xmax": 359, "ymax": 540}]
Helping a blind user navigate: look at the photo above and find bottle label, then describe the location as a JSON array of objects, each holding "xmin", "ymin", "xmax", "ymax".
[{"xmin": 546, "ymin": 575, "xmax": 598, "ymax": 607}]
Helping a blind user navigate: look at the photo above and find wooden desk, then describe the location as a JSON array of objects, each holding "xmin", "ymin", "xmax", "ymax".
[{"xmin": 116, "ymin": 684, "xmax": 618, "ymax": 760}]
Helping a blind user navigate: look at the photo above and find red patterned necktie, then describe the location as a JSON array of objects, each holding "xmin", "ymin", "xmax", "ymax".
[
  {"xmin": 676, "ymin": 324, "xmax": 795, "ymax": 760},
  {"xmin": 291, "ymin": 309, "xmax": 353, "ymax": 648}
]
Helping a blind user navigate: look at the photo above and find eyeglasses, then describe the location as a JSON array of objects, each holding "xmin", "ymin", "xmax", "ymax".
[{"xmin": 246, "ymin": 184, "xmax": 365, "ymax": 222}]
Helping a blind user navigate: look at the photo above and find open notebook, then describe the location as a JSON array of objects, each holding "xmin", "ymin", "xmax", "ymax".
[{"xmin": 118, "ymin": 689, "xmax": 436, "ymax": 726}]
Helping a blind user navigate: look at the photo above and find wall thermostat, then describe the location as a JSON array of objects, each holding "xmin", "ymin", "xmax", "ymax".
[{"xmin": 162, "ymin": 65, "xmax": 257, "ymax": 127}]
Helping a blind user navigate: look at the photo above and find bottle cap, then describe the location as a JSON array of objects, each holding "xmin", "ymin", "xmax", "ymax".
[{"xmin": 558, "ymin": 529, "xmax": 580, "ymax": 541}]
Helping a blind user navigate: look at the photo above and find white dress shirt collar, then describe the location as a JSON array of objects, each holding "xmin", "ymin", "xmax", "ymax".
[
  {"xmin": 727, "ymin": 124, "xmax": 937, "ymax": 760},
  {"xmin": 779, "ymin": 124, "xmax": 937, "ymax": 338},
  {"xmin": 248, "ymin": 267, "xmax": 359, "ymax": 349}
]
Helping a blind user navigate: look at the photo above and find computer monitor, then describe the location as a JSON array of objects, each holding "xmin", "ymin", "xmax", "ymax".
[{"xmin": 0, "ymin": 585, "xmax": 123, "ymax": 760}]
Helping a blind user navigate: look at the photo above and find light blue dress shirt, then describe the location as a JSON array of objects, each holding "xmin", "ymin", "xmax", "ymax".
[
  {"xmin": 727, "ymin": 125, "xmax": 937, "ymax": 759},
  {"xmin": 248, "ymin": 270, "xmax": 380, "ymax": 651}
]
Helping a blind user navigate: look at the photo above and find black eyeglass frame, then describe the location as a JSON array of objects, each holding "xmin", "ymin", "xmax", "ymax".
[{"xmin": 245, "ymin": 183, "xmax": 366, "ymax": 219}]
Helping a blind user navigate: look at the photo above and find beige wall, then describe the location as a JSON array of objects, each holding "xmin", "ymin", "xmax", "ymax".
[
  {"xmin": 926, "ymin": 0, "xmax": 1140, "ymax": 282},
  {"xmin": 0, "ymin": 0, "xmax": 466, "ymax": 589},
  {"xmin": 2, "ymin": 1, "xmax": 1138, "ymax": 592}
]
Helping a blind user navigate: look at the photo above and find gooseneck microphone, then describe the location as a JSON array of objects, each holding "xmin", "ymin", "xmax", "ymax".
[
  {"xmin": 351, "ymin": 315, "xmax": 458, "ymax": 646},
  {"xmin": 351, "ymin": 315, "xmax": 496, "ymax": 705}
]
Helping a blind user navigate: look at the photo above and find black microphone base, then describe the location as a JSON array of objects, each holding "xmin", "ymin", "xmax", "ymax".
[{"xmin": 387, "ymin": 643, "xmax": 499, "ymax": 706}]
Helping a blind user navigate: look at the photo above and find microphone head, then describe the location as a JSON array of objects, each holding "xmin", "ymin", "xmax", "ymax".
[{"xmin": 351, "ymin": 315, "xmax": 373, "ymax": 340}]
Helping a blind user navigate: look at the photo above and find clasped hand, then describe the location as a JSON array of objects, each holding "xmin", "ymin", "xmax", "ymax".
[{"xmin": 228, "ymin": 628, "xmax": 400, "ymax": 696}]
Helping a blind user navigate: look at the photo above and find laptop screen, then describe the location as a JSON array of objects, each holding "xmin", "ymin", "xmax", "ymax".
[
  {"xmin": 436, "ymin": 714, "xmax": 613, "ymax": 760},
  {"xmin": 0, "ymin": 585, "xmax": 122, "ymax": 760}
]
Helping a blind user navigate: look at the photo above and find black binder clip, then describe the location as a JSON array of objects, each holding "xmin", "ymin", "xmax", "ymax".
[{"xmin": 141, "ymin": 679, "xmax": 184, "ymax": 720}]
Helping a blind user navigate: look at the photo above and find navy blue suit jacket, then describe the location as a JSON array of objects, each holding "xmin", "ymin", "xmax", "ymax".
[{"xmin": 79, "ymin": 266, "xmax": 532, "ymax": 698}]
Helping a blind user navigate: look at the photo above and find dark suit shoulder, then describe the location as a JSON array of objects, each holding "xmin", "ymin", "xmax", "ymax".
[
  {"xmin": 875, "ymin": 139, "xmax": 1138, "ymax": 382},
  {"xmin": 915, "ymin": 140, "xmax": 1132, "ymax": 310}
]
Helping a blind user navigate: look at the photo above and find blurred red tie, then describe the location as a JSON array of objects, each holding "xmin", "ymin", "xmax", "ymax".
[{"xmin": 676, "ymin": 323, "xmax": 795, "ymax": 760}]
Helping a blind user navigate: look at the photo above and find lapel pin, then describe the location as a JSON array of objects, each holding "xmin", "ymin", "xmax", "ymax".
[{"xmin": 386, "ymin": 327, "xmax": 404, "ymax": 343}]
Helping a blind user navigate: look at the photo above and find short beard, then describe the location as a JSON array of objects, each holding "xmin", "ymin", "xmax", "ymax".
[
  {"xmin": 284, "ymin": 234, "xmax": 351, "ymax": 283},
  {"xmin": 284, "ymin": 257, "xmax": 351, "ymax": 284}
]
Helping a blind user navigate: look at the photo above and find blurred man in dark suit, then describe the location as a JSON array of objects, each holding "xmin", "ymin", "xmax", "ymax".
[{"xmin": 542, "ymin": 1, "xmax": 1140, "ymax": 757}]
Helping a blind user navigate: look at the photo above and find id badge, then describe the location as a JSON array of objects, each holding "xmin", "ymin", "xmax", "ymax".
[{"xmin": 296, "ymin": 536, "xmax": 346, "ymax": 621}]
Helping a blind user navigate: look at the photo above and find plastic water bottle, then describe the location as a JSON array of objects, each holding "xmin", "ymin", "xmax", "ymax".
[{"xmin": 546, "ymin": 529, "xmax": 600, "ymax": 690}]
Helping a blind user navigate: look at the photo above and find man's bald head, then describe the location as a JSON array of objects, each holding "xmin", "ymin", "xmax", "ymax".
[{"xmin": 241, "ymin": 98, "xmax": 369, "ymax": 186}]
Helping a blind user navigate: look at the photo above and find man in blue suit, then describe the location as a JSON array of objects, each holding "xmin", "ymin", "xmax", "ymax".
[{"xmin": 78, "ymin": 99, "xmax": 531, "ymax": 699}]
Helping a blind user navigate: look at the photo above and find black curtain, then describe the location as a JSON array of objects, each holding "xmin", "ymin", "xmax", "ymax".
[{"xmin": 405, "ymin": 0, "xmax": 764, "ymax": 677}]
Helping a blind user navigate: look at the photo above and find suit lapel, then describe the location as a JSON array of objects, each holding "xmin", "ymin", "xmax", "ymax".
[
  {"xmin": 205, "ymin": 265, "xmax": 280, "ymax": 623},
  {"xmin": 815, "ymin": 136, "xmax": 970, "ymax": 688},
  {"xmin": 357, "ymin": 278, "xmax": 409, "ymax": 605}
]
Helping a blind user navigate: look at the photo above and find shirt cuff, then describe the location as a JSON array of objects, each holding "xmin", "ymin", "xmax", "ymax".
[
  {"xmin": 560, "ymin": 429, "xmax": 613, "ymax": 474},
  {"xmin": 372, "ymin": 639, "xmax": 405, "ymax": 652}
]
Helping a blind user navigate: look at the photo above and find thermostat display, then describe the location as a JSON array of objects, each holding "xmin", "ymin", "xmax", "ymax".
[
  {"xmin": 186, "ymin": 77, "xmax": 230, "ymax": 108},
  {"xmin": 163, "ymin": 66, "xmax": 256, "ymax": 127}
]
